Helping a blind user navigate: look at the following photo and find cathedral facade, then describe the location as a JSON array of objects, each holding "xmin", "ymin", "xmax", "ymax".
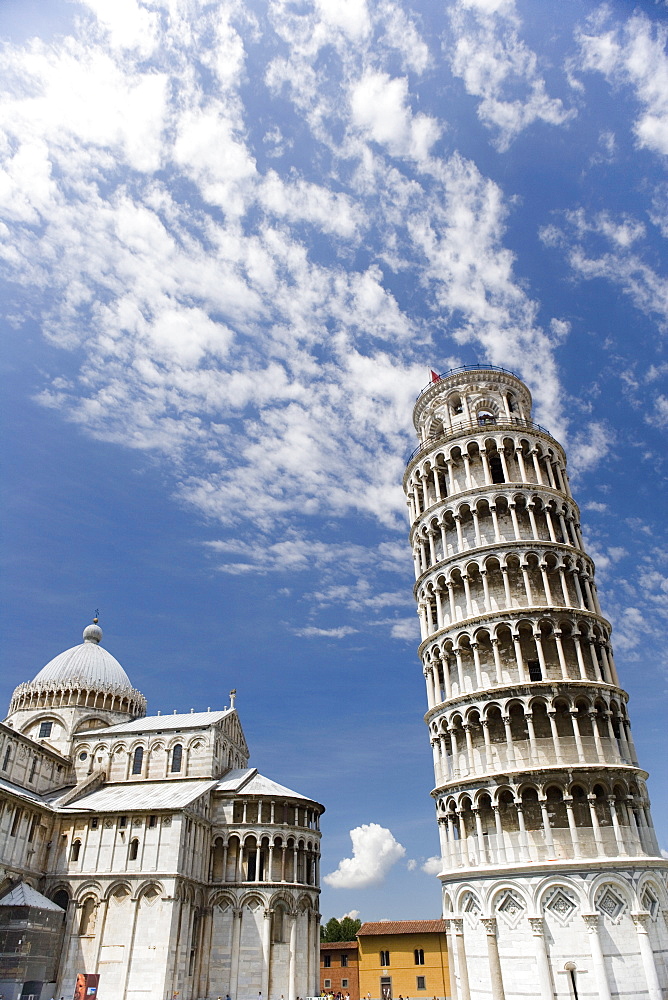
[
  {"xmin": 405, "ymin": 366, "xmax": 668, "ymax": 1000},
  {"xmin": 0, "ymin": 621, "xmax": 323, "ymax": 1000}
]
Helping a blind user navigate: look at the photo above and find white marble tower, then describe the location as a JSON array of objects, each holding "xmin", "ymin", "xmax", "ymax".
[{"xmin": 404, "ymin": 365, "xmax": 668, "ymax": 1000}]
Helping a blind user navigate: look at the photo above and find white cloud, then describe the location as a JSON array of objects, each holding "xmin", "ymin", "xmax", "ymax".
[
  {"xmin": 0, "ymin": 0, "xmax": 575, "ymax": 626},
  {"xmin": 568, "ymin": 421, "xmax": 612, "ymax": 476},
  {"xmin": 540, "ymin": 210, "xmax": 668, "ymax": 330},
  {"xmin": 324, "ymin": 823, "xmax": 406, "ymax": 889},
  {"xmin": 577, "ymin": 12, "xmax": 668, "ymax": 157},
  {"xmin": 293, "ymin": 625, "xmax": 358, "ymax": 638},
  {"xmin": 390, "ymin": 618, "xmax": 421, "ymax": 640},
  {"xmin": 340, "ymin": 909, "xmax": 360, "ymax": 920},
  {"xmin": 448, "ymin": 0, "xmax": 574, "ymax": 150},
  {"xmin": 421, "ymin": 856, "xmax": 442, "ymax": 875},
  {"xmin": 350, "ymin": 71, "xmax": 441, "ymax": 163}
]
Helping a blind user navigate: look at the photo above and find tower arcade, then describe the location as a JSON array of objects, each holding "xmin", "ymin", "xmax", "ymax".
[{"xmin": 404, "ymin": 365, "xmax": 668, "ymax": 1000}]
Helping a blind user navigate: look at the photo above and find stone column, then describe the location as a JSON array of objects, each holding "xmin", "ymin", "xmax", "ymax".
[
  {"xmin": 582, "ymin": 913, "xmax": 612, "ymax": 1000},
  {"xmin": 288, "ymin": 909, "xmax": 298, "ymax": 1000},
  {"xmin": 262, "ymin": 907, "xmax": 272, "ymax": 999},
  {"xmin": 501, "ymin": 566, "xmax": 513, "ymax": 609},
  {"xmin": 558, "ymin": 565, "xmax": 572, "ymax": 606},
  {"xmin": 463, "ymin": 574, "xmax": 473, "ymax": 617},
  {"xmin": 631, "ymin": 912, "xmax": 662, "ymax": 1000},
  {"xmin": 490, "ymin": 503, "xmax": 501, "ymax": 542},
  {"xmin": 471, "ymin": 642, "xmax": 484, "ymax": 689},
  {"xmin": 444, "ymin": 920, "xmax": 460, "ymax": 1000},
  {"xmin": 544, "ymin": 506, "xmax": 557, "ymax": 542},
  {"xmin": 512, "ymin": 634, "xmax": 527, "ymax": 682},
  {"xmin": 531, "ymin": 449, "xmax": 545, "ymax": 485},
  {"xmin": 447, "ymin": 581, "xmax": 457, "ymax": 625},
  {"xmin": 435, "ymin": 586, "xmax": 445, "ymax": 630},
  {"xmin": 492, "ymin": 804, "xmax": 507, "ymax": 864},
  {"xmin": 547, "ymin": 709, "xmax": 564, "ymax": 765},
  {"xmin": 608, "ymin": 796, "xmax": 627, "ymax": 855},
  {"xmin": 481, "ymin": 917, "xmax": 505, "ymax": 1000},
  {"xmin": 520, "ymin": 563, "xmax": 533, "ymax": 605},
  {"xmin": 527, "ymin": 502, "xmax": 540, "ymax": 540},
  {"xmin": 564, "ymin": 796, "xmax": 581, "ymax": 858},
  {"xmin": 528, "ymin": 917, "xmax": 554, "ymax": 1000},
  {"xmin": 539, "ymin": 797, "xmax": 555, "ymax": 856},
  {"xmin": 491, "ymin": 638, "xmax": 504, "ymax": 684},
  {"xmin": 572, "ymin": 631, "xmax": 588, "ymax": 679},
  {"xmin": 452, "ymin": 918, "xmax": 471, "ymax": 1000},
  {"xmin": 463, "ymin": 453, "xmax": 472, "ymax": 489},
  {"xmin": 472, "ymin": 508, "xmax": 482, "ymax": 546},
  {"xmin": 455, "ymin": 515, "xmax": 464, "ymax": 551},
  {"xmin": 428, "ymin": 529, "xmax": 438, "ymax": 566},
  {"xmin": 443, "ymin": 652, "xmax": 453, "ymax": 700},
  {"xmin": 481, "ymin": 568, "xmax": 491, "ymax": 612},
  {"xmin": 481, "ymin": 448, "xmax": 492, "ymax": 485},
  {"xmin": 473, "ymin": 807, "xmax": 487, "ymax": 864},
  {"xmin": 440, "ymin": 521, "xmax": 449, "ymax": 559},
  {"xmin": 553, "ymin": 630, "xmax": 569, "ymax": 679}
]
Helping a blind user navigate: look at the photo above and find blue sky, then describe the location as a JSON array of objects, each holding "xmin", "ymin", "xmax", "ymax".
[{"xmin": 1, "ymin": 0, "xmax": 667, "ymax": 921}]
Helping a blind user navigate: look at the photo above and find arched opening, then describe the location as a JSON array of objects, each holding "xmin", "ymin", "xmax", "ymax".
[
  {"xmin": 132, "ymin": 746, "xmax": 144, "ymax": 775},
  {"xmin": 78, "ymin": 897, "xmax": 96, "ymax": 936}
]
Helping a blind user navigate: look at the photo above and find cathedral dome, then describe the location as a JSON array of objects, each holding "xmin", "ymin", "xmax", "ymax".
[
  {"xmin": 7, "ymin": 620, "xmax": 146, "ymax": 720},
  {"xmin": 31, "ymin": 622, "xmax": 133, "ymax": 692}
]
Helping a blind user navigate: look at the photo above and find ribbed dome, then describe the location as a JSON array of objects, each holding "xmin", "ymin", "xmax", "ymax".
[{"xmin": 31, "ymin": 622, "xmax": 134, "ymax": 693}]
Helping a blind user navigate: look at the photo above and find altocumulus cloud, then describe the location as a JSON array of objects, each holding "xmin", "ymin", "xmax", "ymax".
[{"xmin": 324, "ymin": 824, "xmax": 406, "ymax": 889}]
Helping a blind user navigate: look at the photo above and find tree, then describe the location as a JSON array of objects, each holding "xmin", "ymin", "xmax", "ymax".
[{"xmin": 320, "ymin": 916, "xmax": 362, "ymax": 942}]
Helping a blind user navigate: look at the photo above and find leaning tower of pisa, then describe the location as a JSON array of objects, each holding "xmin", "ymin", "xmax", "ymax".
[{"xmin": 404, "ymin": 366, "xmax": 668, "ymax": 1000}]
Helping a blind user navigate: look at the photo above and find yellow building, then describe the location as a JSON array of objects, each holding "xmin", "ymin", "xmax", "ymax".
[{"xmin": 357, "ymin": 921, "xmax": 449, "ymax": 1000}]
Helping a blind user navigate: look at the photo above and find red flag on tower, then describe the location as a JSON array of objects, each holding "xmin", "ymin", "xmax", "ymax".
[{"xmin": 430, "ymin": 369, "xmax": 441, "ymax": 383}]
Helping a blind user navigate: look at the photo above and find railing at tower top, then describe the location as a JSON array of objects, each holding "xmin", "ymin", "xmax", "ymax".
[
  {"xmin": 416, "ymin": 364, "xmax": 522, "ymax": 399},
  {"xmin": 407, "ymin": 415, "xmax": 555, "ymax": 464}
]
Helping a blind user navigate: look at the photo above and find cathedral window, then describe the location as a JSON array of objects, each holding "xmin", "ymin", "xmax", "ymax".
[
  {"xmin": 91, "ymin": 817, "xmax": 98, "ymax": 829},
  {"xmin": 380, "ymin": 951, "xmax": 390, "ymax": 966},
  {"xmin": 171, "ymin": 744, "xmax": 183, "ymax": 773},
  {"xmin": 70, "ymin": 839, "xmax": 81, "ymax": 861},
  {"xmin": 2, "ymin": 745, "xmax": 11, "ymax": 771},
  {"xmin": 272, "ymin": 905, "xmax": 286, "ymax": 942},
  {"xmin": 132, "ymin": 747, "xmax": 144, "ymax": 775},
  {"xmin": 38, "ymin": 721, "xmax": 53, "ymax": 738},
  {"xmin": 528, "ymin": 660, "xmax": 542, "ymax": 681},
  {"xmin": 28, "ymin": 815, "xmax": 38, "ymax": 842},
  {"xmin": 28, "ymin": 757, "xmax": 38, "ymax": 782},
  {"xmin": 489, "ymin": 453, "xmax": 505, "ymax": 484},
  {"xmin": 129, "ymin": 838, "xmax": 139, "ymax": 861},
  {"xmin": 119, "ymin": 816, "xmax": 127, "ymax": 828},
  {"xmin": 10, "ymin": 808, "xmax": 21, "ymax": 836},
  {"xmin": 79, "ymin": 897, "xmax": 96, "ymax": 936},
  {"xmin": 149, "ymin": 815, "xmax": 157, "ymax": 828}
]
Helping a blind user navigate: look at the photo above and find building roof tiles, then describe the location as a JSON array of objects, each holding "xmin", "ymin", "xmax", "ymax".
[
  {"xmin": 56, "ymin": 778, "xmax": 217, "ymax": 812},
  {"xmin": 358, "ymin": 920, "xmax": 447, "ymax": 936}
]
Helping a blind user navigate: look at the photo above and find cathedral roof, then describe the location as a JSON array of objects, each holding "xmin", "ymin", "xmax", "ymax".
[
  {"xmin": 30, "ymin": 621, "xmax": 135, "ymax": 694},
  {"xmin": 82, "ymin": 709, "xmax": 233, "ymax": 736},
  {"xmin": 56, "ymin": 778, "xmax": 218, "ymax": 813},
  {"xmin": 0, "ymin": 882, "xmax": 65, "ymax": 911},
  {"xmin": 216, "ymin": 767, "xmax": 322, "ymax": 803}
]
